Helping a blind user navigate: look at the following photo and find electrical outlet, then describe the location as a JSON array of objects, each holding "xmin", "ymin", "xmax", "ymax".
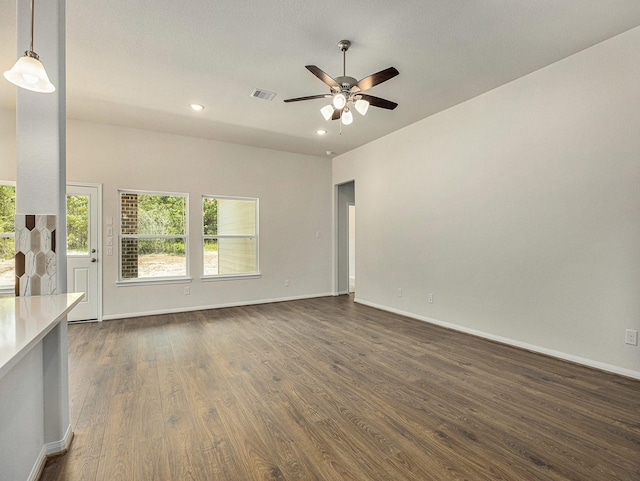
[
  {"xmin": 184, "ymin": 286, "xmax": 190, "ymax": 295},
  {"xmin": 428, "ymin": 293, "xmax": 433, "ymax": 304},
  {"xmin": 397, "ymin": 288, "xmax": 402, "ymax": 297},
  {"xmin": 285, "ymin": 279, "xmax": 290, "ymax": 287},
  {"xmin": 625, "ymin": 329, "xmax": 638, "ymax": 346}
]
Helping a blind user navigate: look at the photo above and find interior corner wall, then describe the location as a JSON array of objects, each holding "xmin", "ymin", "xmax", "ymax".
[
  {"xmin": 0, "ymin": 111, "xmax": 333, "ymax": 317},
  {"xmin": 332, "ymin": 27, "xmax": 640, "ymax": 377}
]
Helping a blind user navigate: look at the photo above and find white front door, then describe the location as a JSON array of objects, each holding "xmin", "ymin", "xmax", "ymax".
[{"xmin": 66, "ymin": 184, "xmax": 100, "ymax": 321}]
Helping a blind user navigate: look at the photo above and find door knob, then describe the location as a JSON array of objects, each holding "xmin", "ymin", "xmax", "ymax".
[
  {"xmin": 91, "ymin": 248, "xmax": 96, "ymax": 253},
  {"xmin": 91, "ymin": 258, "xmax": 97, "ymax": 263}
]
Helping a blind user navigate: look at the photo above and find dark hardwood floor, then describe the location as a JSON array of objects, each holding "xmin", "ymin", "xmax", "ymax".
[{"xmin": 40, "ymin": 296, "xmax": 640, "ymax": 480}]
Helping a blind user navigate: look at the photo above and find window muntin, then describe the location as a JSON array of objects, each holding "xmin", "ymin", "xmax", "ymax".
[
  {"xmin": 0, "ymin": 183, "xmax": 15, "ymax": 289},
  {"xmin": 203, "ymin": 196, "xmax": 258, "ymax": 277},
  {"xmin": 119, "ymin": 190, "xmax": 188, "ymax": 280}
]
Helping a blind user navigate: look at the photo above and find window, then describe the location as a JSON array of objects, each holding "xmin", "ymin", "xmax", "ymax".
[
  {"xmin": 119, "ymin": 190, "xmax": 188, "ymax": 281},
  {"xmin": 0, "ymin": 183, "xmax": 16, "ymax": 290},
  {"xmin": 203, "ymin": 196, "xmax": 258, "ymax": 277}
]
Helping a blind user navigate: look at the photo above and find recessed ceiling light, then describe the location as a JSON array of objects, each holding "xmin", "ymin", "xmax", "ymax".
[
  {"xmin": 316, "ymin": 129, "xmax": 327, "ymax": 135},
  {"xmin": 190, "ymin": 103, "xmax": 204, "ymax": 111}
]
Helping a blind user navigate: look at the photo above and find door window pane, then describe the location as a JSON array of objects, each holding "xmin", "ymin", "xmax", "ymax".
[{"xmin": 67, "ymin": 195, "xmax": 90, "ymax": 255}]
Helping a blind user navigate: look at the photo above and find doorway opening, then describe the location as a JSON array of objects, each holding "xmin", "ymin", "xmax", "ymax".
[
  {"xmin": 336, "ymin": 181, "xmax": 355, "ymax": 296},
  {"xmin": 348, "ymin": 204, "xmax": 355, "ymax": 293}
]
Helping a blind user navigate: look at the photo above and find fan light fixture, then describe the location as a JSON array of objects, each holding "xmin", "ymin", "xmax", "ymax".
[
  {"xmin": 285, "ymin": 39, "xmax": 399, "ymax": 130},
  {"xmin": 320, "ymin": 104, "xmax": 334, "ymax": 121},
  {"xmin": 341, "ymin": 108, "xmax": 353, "ymax": 125},
  {"xmin": 332, "ymin": 92, "xmax": 347, "ymax": 109},
  {"xmin": 4, "ymin": 0, "xmax": 55, "ymax": 93},
  {"xmin": 355, "ymin": 99, "xmax": 370, "ymax": 116}
]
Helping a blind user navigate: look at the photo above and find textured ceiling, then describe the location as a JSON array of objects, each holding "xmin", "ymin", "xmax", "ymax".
[{"xmin": 1, "ymin": 0, "xmax": 640, "ymax": 157}]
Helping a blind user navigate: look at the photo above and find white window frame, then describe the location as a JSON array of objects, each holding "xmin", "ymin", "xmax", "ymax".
[
  {"xmin": 201, "ymin": 195, "xmax": 260, "ymax": 281},
  {"xmin": 0, "ymin": 181, "xmax": 15, "ymax": 296},
  {"xmin": 117, "ymin": 189, "xmax": 191, "ymax": 286}
]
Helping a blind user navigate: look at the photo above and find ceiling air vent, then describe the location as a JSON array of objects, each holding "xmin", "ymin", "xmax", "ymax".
[{"xmin": 250, "ymin": 88, "xmax": 277, "ymax": 101}]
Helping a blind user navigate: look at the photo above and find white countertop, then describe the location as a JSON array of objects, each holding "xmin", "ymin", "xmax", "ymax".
[{"xmin": 0, "ymin": 293, "xmax": 84, "ymax": 381}]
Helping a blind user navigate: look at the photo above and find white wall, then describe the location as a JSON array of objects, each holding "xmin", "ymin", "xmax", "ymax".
[
  {"xmin": 0, "ymin": 111, "xmax": 333, "ymax": 318},
  {"xmin": 333, "ymin": 27, "xmax": 640, "ymax": 377}
]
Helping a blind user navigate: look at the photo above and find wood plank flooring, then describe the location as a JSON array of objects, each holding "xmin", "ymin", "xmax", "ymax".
[{"xmin": 40, "ymin": 296, "xmax": 640, "ymax": 480}]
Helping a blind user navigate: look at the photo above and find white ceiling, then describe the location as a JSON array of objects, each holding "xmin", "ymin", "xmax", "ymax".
[{"xmin": 1, "ymin": 0, "xmax": 640, "ymax": 157}]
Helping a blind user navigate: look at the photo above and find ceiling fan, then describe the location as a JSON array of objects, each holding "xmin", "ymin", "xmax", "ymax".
[{"xmin": 284, "ymin": 40, "xmax": 399, "ymax": 125}]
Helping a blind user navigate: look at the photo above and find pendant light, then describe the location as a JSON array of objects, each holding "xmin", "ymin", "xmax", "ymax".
[{"xmin": 4, "ymin": 0, "xmax": 55, "ymax": 93}]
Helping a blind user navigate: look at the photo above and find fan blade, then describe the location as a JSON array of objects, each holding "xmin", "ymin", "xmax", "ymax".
[
  {"xmin": 306, "ymin": 65, "xmax": 341, "ymax": 90},
  {"xmin": 359, "ymin": 94, "xmax": 398, "ymax": 110},
  {"xmin": 354, "ymin": 67, "xmax": 399, "ymax": 92},
  {"xmin": 331, "ymin": 108, "xmax": 342, "ymax": 120},
  {"xmin": 283, "ymin": 94, "xmax": 332, "ymax": 103}
]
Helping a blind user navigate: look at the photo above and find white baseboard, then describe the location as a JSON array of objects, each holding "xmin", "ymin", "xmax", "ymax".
[
  {"xmin": 27, "ymin": 424, "xmax": 73, "ymax": 481},
  {"xmin": 102, "ymin": 292, "xmax": 334, "ymax": 321},
  {"xmin": 355, "ymin": 298, "xmax": 640, "ymax": 381},
  {"xmin": 27, "ymin": 446, "xmax": 47, "ymax": 481},
  {"xmin": 45, "ymin": 424, "xmax": 73, "ymax": 456}
]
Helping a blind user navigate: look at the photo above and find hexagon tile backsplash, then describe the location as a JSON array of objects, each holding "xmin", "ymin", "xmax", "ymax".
[{"xmin": 14, "ymin": 214, "xmax": 57, "ymax": 296}]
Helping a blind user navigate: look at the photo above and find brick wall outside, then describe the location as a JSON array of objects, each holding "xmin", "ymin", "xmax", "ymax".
[{"xmin": 121, "ymin": 193, "xmax": 138, "ymax": 278}]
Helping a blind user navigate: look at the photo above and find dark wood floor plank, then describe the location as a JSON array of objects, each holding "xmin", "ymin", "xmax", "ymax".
[{"xmin": 39, "ymin": 296, "xmax": 640, "ymax": 481}]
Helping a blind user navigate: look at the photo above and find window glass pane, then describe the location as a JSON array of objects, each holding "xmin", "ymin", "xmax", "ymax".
[
  {"xmin": 121, "ymin": 193, "xmax": 186, "ymax": 236},
  {"xmin": 131, "ymin": 238, "xmax": 186, "ymax": 278},
  {"xmin": 218, "ymin": 237, "xmax": 256, "ymax": 275},
  {"xmin": 119, "ymin": 191, "xmax": 188, "ymax": 281},
  {"xmin": 0, "ymin": 237, "xmax": 13, "ymax": 286},
  {"xmin": 203, "ymin": 239, "xmax": 218, "ymax": 276},
  {"xmin": 67, "ymin": 195, "xmax": 89, "ymax": 255},
  {"xmin": 0, "ymin": 185, "xmax": 15, "ymax": 287},
  {"xmin": 218, "ymin": 199, "xmax": 255, "ymax": 236},
  {"xmin": 0, "ymin": 185, "xmax": 16, "ymax": 234},
  {"xmin": 203, "ymin": 198, "xmax": 218, "ymax": 236}
]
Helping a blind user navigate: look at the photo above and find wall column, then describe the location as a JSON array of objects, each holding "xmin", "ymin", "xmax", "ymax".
[
  {"xmin": 13, "ymin": 0, "xmax": 69, "ymax": 452},
  {"xmin": 15, "ymin": 0, "xmax": 66, "ymax": 294}
]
